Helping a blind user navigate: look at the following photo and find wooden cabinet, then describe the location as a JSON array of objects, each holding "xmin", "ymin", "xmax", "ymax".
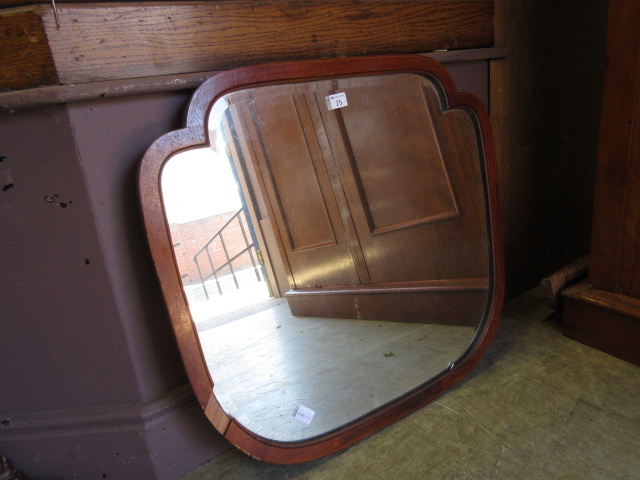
[
  {"xmin": 562, "ymin": 0, "xmax": 640, "ymax": 365},
  {"xmin": 225, "ymin": 74, "xmax": 490, "ymax": 325}
]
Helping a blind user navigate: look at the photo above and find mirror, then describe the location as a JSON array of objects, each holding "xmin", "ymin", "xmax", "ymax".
[{"xmin": 139, "ymin": 55, "xmax": 503, "ymax": 463}]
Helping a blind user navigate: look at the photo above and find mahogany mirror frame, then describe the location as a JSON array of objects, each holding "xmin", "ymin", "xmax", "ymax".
[{"xmin": 138, "ymin": 54, "xmax": 504, "ymax": 464}]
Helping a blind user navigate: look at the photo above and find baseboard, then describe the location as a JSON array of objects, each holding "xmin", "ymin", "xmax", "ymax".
[
  {"xmin": 562, "ymin": 282, "xmax": 640, "ymax": 366},
  {"xmin": 285, "ymin": 279, "xmax": 490, "ymax": 326},
  {"xmin": 0, "ymin": 384, "xmax": 229, "ymax": 479}
]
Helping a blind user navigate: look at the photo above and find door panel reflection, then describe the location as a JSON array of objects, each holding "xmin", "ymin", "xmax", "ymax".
[{"xmin": 160, "ymin": 71, "xmax": 489, "ymax": 442}]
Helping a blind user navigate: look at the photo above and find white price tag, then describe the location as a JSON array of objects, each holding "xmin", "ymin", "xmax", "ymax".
[
  {"xmin": 293, "ymin": 404, "xmax": 315, "ymax": 425},
  {"xmin": 325, "ymin": 92, "xmax": 348, "ymax": 110}
]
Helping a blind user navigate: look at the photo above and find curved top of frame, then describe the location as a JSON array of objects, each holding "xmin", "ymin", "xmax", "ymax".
[{"xmin": 138, "ymin": 54, "xmax": 504, "ymax": 464}]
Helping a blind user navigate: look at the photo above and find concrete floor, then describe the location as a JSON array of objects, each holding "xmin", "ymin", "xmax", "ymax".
[{"xmin": 181, "ymin": 288, "xmax": 640, "ymax": 479}]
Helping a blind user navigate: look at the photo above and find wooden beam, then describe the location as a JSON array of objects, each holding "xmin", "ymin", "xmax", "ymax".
[
  {"xmin": 0, "ymin": 46, "xmax": 509, "ymax": 111},
  {"xmin": 490, "ymin": 0, "xmax": 607, "ymax": 296},
  {"xmin": 0, "ymin": 7, "xmax": 58, "ymax": 91},
  {"xmin": 539, "ymin": 255, "xmax": 589, "ymax": 308},
  {"xmin": 32, "ymin": 1, "xmax": 493, "ymax": 85},
  {"xmin": 588, "ymin": 0, "xmax": 640, "ymax": 296}
]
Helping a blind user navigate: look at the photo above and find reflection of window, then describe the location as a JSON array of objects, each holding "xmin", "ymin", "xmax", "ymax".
[{"xmin": 162, "ymin": 140, "xmax": 241, "ymax": 225}]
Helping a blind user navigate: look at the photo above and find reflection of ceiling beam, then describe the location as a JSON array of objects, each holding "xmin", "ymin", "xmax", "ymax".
[{"xmin": 1, "ymin": 0, "xmax": 493, "ymax": 91}]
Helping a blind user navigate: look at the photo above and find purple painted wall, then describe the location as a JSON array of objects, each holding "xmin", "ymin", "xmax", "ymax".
[
  {"xmin": 66, "ymin": 92, "xmax": 196, "ymax": 401},
  {"xmin": 0, "ymin": 93, "xmax": 229, "ymax": 479},
  {"xmin": 1, "ymin": 104, "xmax": 141, "ymax": 411},
  {"xmin": 0, "ymin": 60, "xmax": 488, "ymax": 478}
]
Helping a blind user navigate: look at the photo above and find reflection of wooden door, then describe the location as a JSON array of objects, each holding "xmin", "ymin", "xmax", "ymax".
[
  {"xmin": 314, "ymin": 75, "xmax": 488, "ymax": 284},
  {"xmin": 227, "ymin": 75, "xmax": 490, "ymax": 324},
  {"xmin": 230, "ymin": 86, "xmax": 362, "ymax": 290}
]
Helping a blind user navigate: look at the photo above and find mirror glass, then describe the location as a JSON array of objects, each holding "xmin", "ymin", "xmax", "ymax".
[{"xmin": 160, "ymin": 72, "xmax": 491, "ymax": 442}]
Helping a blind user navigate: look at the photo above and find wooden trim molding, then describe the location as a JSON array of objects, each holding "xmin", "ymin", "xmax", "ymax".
[
  {"xmin": 563, "ymin": 283, "xmax": 640, "ymax": 319},
  {"xmin": 1, "ymin": 1, "xmax": 494, "ymax": 91},
  {"xmin": 0, "ymin": 384, "xmax": 196, "ymax": 435},
  {"xmin": 0, "ymin": 384, "xmax": 227, "ymax": 478},
  {"xmin": 0, "ymin": 47, "xmax": 509, "ymax": 110},
  {"xmin": 563, "ymin": 282, "xmax": 640, "ymax": 366},
  {"xmin": 286, "ymin": 278, "xmax": 490, "ymax": 296}
]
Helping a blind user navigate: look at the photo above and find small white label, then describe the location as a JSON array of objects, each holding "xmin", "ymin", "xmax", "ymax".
[
  {"xmin": 325, "ymin": 92, "xmax": 348, "ymax": 110},
  {"xmin": 293, "ymin": 404, "xmax": 315, "ymax": 425}
]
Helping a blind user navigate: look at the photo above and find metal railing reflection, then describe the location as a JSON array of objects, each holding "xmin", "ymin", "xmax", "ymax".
[{"xmin": 194, "ymin": 208, "xmax": 262, "ymax": 299}]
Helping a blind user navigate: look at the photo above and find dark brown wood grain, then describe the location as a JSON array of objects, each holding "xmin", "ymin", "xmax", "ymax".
[
  {"xmin": 0, "ymin": 8, "xmax": 58, "ymax": 91},
  {"xmin": 490, "ymin": 0, "xmax": 607, "ymax": 296},
  {"xmin": 0, "ymin": 48, "xmax": 509, "ymax": 110},
  {"xmin": 138, "ymin": 54, "xmax": 504, "ymax": 464},
  {"xmin": 0, "ymin": 0, "xmax": 162, "ymax": 5},
  {"xmin": 539, "ymin": 256, "xmax": 588, "ymax": 308},
  {"xmin": 564, "ymin": 282, "xmax": 640, "ymax": 320},
  {"xmin": 588, "ymin": 0, "xmax": 640, "ymax": 296},
  {"xmin": 35, "ymin": 1, "xmax": 492, "ymax": 85},
  {"xmin": 286, "ymin": 286, "xmax": 489, "ymax": 326},
  {"xmin": 561, "ymin": 0, "xmax": 640, "ymax": 366},
  {"xmin": 563, "ymin": 283, "xmax": 640, "ymax": 366}
]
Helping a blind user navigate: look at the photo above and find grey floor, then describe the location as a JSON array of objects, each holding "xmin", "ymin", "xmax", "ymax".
[
  {"xmin": 197, "ymin": 297, "xmax": 475, "ymax": 442},
  {"xmin": 181, "ymin": 288, "xmax": 640, "ymax": 480}
]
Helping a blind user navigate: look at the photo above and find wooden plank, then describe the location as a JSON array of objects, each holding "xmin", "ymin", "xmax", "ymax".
[
  {"xmin": 618, "ymin": 76, "xmax": 640, "ymax": 297},
  {"xmin": 564, "ymin": 282, "xmax": 640, "ymax": 318},
  {"xmin": 286, "ymin": 277, "xmax": 490, "ymax": 295},
  {"xmin": 563, "ymin": 282, "xmax": 640, "ymax": 366},
  {"xmin": 0, "ymin": 7, "xmax": 58, "ymax": 90},
  {"xmin": 0, "ymin": 47, "xmax": 508, "ymax": 111},
  {"xmin": 561, "ymin": 0, "xmax": 640, "ymax": 367},
  {"xmin": 490, "ymin": 0, "xmax": 608, "ymax": 296},
  {"xmin": 0, "ymin": 71, "xmax": 212, "ymax": 110},
  {"xmin": 286, "ymin": 289, "xmax": 488, "ymax": 326},
  {"xmin": 0, "ymin": 0, "xmax": 193, "ymax": 6},
  {"xmin": 38, "ymin": 1, "xmax": 493, "ymax": 85},
  {"xmin": 539, "ymin": 255, "xmax": 588, "ymax": 308},
  {"xmin": 588, "ymin": 0, "xmax": 640, "ymax": 294}
]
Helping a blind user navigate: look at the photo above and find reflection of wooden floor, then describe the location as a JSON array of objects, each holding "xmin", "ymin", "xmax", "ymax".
[{"xmin": 196, "ymin": 297, "xmax": 476, "ymax": 443}]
